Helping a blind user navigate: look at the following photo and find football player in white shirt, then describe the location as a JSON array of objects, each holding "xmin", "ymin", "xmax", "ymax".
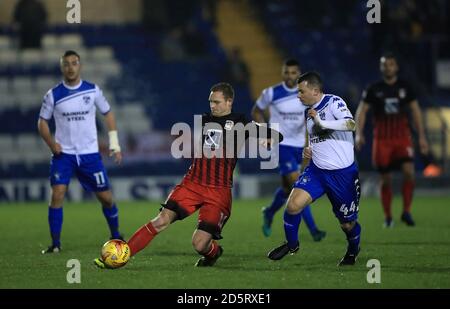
[
  {"xmin": 38, "ymin": 50, "xmax": 123, "ymax": 253},
  {"xmin": 252, "ymin": 59, "xmax": 325, "ymax": 241},
  {"xmin": 268, "ymin": 72, "xmax": 362, "ymax": 266}
]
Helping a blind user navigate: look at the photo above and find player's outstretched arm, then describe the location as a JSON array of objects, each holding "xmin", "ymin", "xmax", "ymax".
[
  {"xmin": 252, "ymin": 122, "xmax": 284, "ymax": 146},
  {"xmin": 37, "ymin": 118, "xmax": 61, "ymax": 155},
  {"xmin": 103, "ymin": 111, "xmax": 122, "ymax": 164}
]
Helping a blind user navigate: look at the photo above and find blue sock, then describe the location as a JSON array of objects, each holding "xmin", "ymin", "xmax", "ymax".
[
  {"xmin": 283, "ymin": 210, "xmax": 302, "ymax": 249},
  {"xmin": 301, "ymin": 205, "xmax": 318, "ymax": 234},
  {"xmin": 48, "ymin": 207, "xmax": 63, "ymax": 247},
  {"xmin": 265, "ymin": 188, "xmax": 288, "ymax": 219},
  {"xmin": 102, "ymin": 204, "xmax": 120, "ymax": 239},
  {"xmin": 344, "ymin": 222, "xmax": 361, "ymax": 254}
]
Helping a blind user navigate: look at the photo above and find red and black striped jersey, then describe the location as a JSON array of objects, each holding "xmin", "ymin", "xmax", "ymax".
[
  {"xmin": 185, "ymin": 113, "xmax": 281, "ymax": 188},
  {"xmin": 361, "ymin": 79, "xmax": 416, "ymax": 140}
]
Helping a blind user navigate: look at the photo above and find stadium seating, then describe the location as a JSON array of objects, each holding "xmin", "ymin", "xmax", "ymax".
[
  {"xmin": 0, "ymin": 11, "xmax": 255, "ymax": 178},
  {"xmin": 4, "ymin": 2, "xmax": 444, "ymax": 178}
]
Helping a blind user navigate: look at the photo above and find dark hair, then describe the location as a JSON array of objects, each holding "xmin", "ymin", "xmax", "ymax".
[
  {"xmin": 210, "ymin": 82, "xmax": 234, "ymax": 101},
  {"xmin": 62, "ymin": 50, "xmax": 81, "ymax": 61},
  {"xmin": 380, "ymin": 51, "xmax": 397, "ymax": 62},
  {"xmin": 283, "ymin": 58, "xmax": 300, "ymax": 68},
  {"xmin": 297, "ymin": 71, "xmax": 323, "ymax": 92}
]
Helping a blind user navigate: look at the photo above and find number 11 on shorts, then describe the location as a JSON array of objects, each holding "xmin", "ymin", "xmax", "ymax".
[{"xmin": 94, "ymin": 171, "xmax": 105, "ymax": 185}]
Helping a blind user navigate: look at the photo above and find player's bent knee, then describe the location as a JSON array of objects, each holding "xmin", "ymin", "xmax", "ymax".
[
  {"xmin": 286, "ymin": 201, "xmax": 301, "ymax": 215},
  {"xmin": 51, "ymin": 192, "xmax": 65, "ymax": 206},
  {"xmin": 192, "ymin": 230, "xmax": 213, "ymax": 254},
  {"xmin": 286, "ymin": 189, "xmax": 311, "ymax": 215},
  {"xmin": 51, "ymin": 185, "xmax": 67, "ymax": 204},
  {"xmin": 192, "ymin": 238, "xmax": 209, "ymax": 254},
  {"xmin": 340, "ymin": 221, "xmax": 356, "ymax": 232},
  {"xmin": 96, "ymin": 191, "xmax": 113, "ymax": 207}
]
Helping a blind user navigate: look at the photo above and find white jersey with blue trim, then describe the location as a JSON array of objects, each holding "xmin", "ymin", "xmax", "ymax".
[
  {"xmin": 39, "ymin": 80, "xmax": 111, "ymax": 155},
  {"xmin": 256, "ymin": 82, "xmax": 306, "ymax": 147},
  {"xmin": 307, "ymin": 94, "xmax": 355, "ymax": 170}
]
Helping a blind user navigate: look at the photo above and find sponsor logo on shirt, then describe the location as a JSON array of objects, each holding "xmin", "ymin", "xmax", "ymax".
[
  {"xmin": 224, "ymin": 120, "xmax": 234, "ymax": 131},
  {"xmin": 83, "ymin": 95, "xmax": 91, "ymax": 105},
  {"xmin": 319, "ymin": 111, "xmax": 326, "ymax": 120},
  {"xmin": 204, "ymin": 129, "xmax": 222, "ymax": 150},
  {"xmin": 62, "ymin": 110, "xmax": 89, "ymax": 122}
]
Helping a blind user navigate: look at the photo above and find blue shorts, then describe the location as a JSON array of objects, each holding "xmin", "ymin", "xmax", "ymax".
[
  {"xmin": 278, "ymin": 145, "xmax": 303, "ymax": 176},
  {"xmin": 50, "ymin": 152, "xmax": 110, "ymax": 192},
  {"xmin": 294, "ymin": 161, "xmax": 360, "ymax": 223}
]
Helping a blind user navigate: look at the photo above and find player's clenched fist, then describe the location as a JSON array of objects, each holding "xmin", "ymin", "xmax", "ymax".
[{"xmin": 302, "ymin": 146, "xmax": 312, "ymax": 159}]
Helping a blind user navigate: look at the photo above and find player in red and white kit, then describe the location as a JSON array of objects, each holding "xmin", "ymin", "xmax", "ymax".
[
  {"xmin": 94, "ymin": 82, "xmax": 282, "ymax": 268},
  {"xmin": 355, "ymin": 53, "xmax": 429, "ymax": 227}
]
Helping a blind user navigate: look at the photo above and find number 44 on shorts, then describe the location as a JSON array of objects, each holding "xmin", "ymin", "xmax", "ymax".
[{"xmin": 339, "ymin": 201, "xmax": 358, "ymax": 216}]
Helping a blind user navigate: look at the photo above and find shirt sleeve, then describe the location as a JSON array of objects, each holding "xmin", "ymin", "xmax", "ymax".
[
  {"xmin": 361, "ymin": 85, "xmax": 376, "ymax": 105},
  {"xmin": 255, "ymin": 87, "xmax": 273, "ymax": 110},
  {"xmin": 404, "ymin": 81, "xmax": 417, "ymax": 103},
  {"xmin": 94, "ymin": 85, "xmax": 111, "ymax": 115},
  {"xmin": 39, "ymin": 90, "xmax": 54, "ymax": 120},
  {"xmin": 330, "ymin": 96, "xmax": 354, "ymax": 120}
]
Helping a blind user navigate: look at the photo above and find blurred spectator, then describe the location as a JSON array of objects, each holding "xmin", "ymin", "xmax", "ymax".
[
  {"xmin": 166, "ymin": 0, "xmax": 198, "ymax": 30},
  {"xmin": 370, "ymin": 0, "xmax": 448, "ymax": 54},
  {"xmin": 225, "ymin": 47, "xmax": 250, "ymax": 86},
  {"xmin": 13, "ymin": 0, "xmax": 47, "ymax": 49},
  {"xmin": 159, "ymin": 28, "xmax": 187, "ymax": 62},
  {"xmin": 202, "ymin": 0, "xmax": 218, "ymax": 27},
  {"xmin": 182, "ymin": 22, "xmax": 207, "ymax": 58},
  {"xmin": 142, "ymin": 0, "xmax": 200, "ymax": 33},
  {"xmin": 142, "ymin": 0, "xmax": 169, "ymax": 32}
]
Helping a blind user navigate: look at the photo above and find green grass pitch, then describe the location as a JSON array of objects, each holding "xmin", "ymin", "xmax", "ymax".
[{"xmin": 1, "ymin": 196, "xmax": 449, "ymax": 288}]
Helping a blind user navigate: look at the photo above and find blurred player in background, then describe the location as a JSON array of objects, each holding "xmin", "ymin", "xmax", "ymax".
[
  {"xmin": 38, "ymin": 50, "xmax": 123, "ymax": 253},
  {"xmin": 268, "ymin": 72, "xmax": 361, "ymax": 266},
  {"xmin": 95, "ymin": 82, "xmax": 282, "ymax": 268},
  {"xmin": 252, "ymin": 59, "xmax": 326, "ymax": 240},
  {"xmin": 355, "ymin": 53, "xmax": 429, "ymax": 227}
]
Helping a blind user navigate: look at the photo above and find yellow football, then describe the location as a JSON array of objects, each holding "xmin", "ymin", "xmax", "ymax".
[{"xmin": 101, "ymin": 239, "xmax": 130, "ymax": 269}]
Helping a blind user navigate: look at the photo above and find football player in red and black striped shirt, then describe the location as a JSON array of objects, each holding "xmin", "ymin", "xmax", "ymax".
[
  {"xmin": 355, "ymin": 53, "xmax": 429, "ymax": 227},
  {"xmin": 95, "ymin": 82, "xmax": 282, "ymax": 268}
]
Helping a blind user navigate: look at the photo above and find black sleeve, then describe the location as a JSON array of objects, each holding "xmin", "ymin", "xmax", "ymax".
[
  {"xmin": 361, "ymin": 84, "xmax": 377, "ymax": 105},
  {"xmin": 201, "ymin": 113, "xmax": 210, "ymax": 128},
  {"xmin": 241, "ymin": 114, "xmax": 251, "ymax": 126},
  {"xmin": 404, "ymin": 82, "xmax": 417, "ymax": 103}
]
